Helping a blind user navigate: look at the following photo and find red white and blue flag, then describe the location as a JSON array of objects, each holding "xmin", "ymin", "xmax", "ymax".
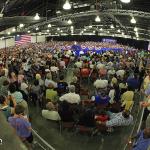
[{"xmin": 15, "ymin": 35, "xmax": 31, "ymax": 46}]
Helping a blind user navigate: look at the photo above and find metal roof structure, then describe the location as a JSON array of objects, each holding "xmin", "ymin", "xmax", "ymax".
[{"xmin": 0, "ymin": 0, "xmax": 149, "ymax": 41}]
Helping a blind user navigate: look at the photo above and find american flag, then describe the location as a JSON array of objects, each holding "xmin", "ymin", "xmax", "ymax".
[{"xmin": 15, "ymin": 35, "xmax": 31, "ymax": 46}]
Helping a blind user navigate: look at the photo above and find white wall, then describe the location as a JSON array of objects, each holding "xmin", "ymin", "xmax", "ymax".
[
  {"xmin": 0, "ymin": 38, "xmax": 15, "ymax": 49},
  {"xmin": 31, "ymin": 35, "xmax": 46, "ymax": 43},
  {"xmin": 0, "ymin": 35, "xmax": 46, "ymax": 49}
]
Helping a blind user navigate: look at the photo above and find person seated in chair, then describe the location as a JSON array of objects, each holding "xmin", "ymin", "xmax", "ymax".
[
  {"xmin": 57, "ymin": 75, "xmax": 68, "ymax": 96},
  {"xmin": 42, "ymin": 102, "xmax": 61, "ymax": 121},
  {"xmin": 91, "ymin": 91, "xmax": 110, "ymax": 106},
  {"xmin": 59, "ymin": 85, "xmax": 80, "ymax": 104},
  {"xmin": 99, "ymin": 110, "xmax": 133, "ymax": 130},
  {"xmin": 78, "ymin": 108, "xmax": 96, "ymax": 128},
  {"xmin": 58, "ymin": 101, "xmax": 74, "ymax": 122}
]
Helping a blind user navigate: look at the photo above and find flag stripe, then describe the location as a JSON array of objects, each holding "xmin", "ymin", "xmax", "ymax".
[{"xmin": 15, "ymin": 35, "xmax": 31, "ymax": 46}]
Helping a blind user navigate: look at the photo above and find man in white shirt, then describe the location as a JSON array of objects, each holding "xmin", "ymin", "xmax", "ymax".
[{"xmin": 59, "ymin": 85, "xmax": 80, "ymax": 104}]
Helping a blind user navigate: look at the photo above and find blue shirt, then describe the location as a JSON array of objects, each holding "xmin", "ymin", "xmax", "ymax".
[
  {"xmin": 127, "ymin": 78, "xmax": 139, "ymax": 90},
  {"xmin": 95, "ymin": 95, "xmax": 110, "ymax": 105},
  {"xmin": 8, "ymin": 117, "xmax": 31, "ymax": 138},
  {"xmin": 133, "ymin": 131, "xmax": 150, "ymax": 150}
]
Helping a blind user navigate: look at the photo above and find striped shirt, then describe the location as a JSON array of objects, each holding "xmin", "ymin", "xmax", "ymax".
[{"xmin": 106, "ymin": 112, "xmax": 133, "ymax": 127}]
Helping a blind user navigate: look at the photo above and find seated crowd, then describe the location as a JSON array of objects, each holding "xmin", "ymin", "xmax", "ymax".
[{"xmin": 0, "ymin": 41, "xmax": 149, "ymax": 149}]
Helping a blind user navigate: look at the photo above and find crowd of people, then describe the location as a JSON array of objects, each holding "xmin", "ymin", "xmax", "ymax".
[{"xmin": 0, "ymin": 41, "xmax": 150, "ymax": 149}]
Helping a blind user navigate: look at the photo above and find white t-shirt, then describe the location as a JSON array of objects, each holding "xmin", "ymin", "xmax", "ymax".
[
  {"xmin": 59, "ymin": 92, "xmax": 81, "ymax": 104},
  {"xmin": 42, "ymin": 110, "xmax": 61, "ymax": 121}
]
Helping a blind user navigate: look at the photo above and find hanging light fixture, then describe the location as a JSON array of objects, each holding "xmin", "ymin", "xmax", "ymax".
[
  {"xmin": 117, "ymin": 29, "xmax": 121, "ymax": 33},
  {"xmin": 95, "ymin": 15, "xmax": 101, "ymax": 22},
  {"xmin": 36, "ymin": 27, "xmax": 39, "ymax": 31},
  {"xmin": 12, "ymin": 28, "xmax": 16, "ymax": 32},
  {"xmin": 34, "ymin": 13, "xmax": 40, "ymax": 20},
  {"xmin": 120, "ymin": 0, "xmax": 131, "ymax": 3},
  {"xmin": 57, "ymin": 28, "xmax": 60, "ymax": 31},
  {"xmin": 19, "ymin": 23, "xmax": 24, "ymax": 28},
  {"xmin": 130, "ymin": 17, "xmax": 136, "ymax": 24},
  {"xmin": 135, "ymin": 31, "xmax": 139, "ymax": 37},
  {"xmin": 48, "ymin": 24, "xmax": 52, "ymax": 28},
  {"xmin": 134, "ymin": 27, "xmax": 138, "ymax": 32},
  {"xmin": 111, "ymin": 24, "xmax": 114, "ymax": 29},
  {"xmin": 67, "ymin": 19, "xmax": 72, "ymax": 25},
  {"xmin": 63, "ymin": 0, "xmax": 71, "ymax": 10}
]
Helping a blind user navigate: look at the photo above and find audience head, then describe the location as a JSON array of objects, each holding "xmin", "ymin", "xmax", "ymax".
[
  {"xmin": 46, "ymin": 73, "xmax": 52, "ymax": 80},
  {"xmin": 34, "ymin": 80, "xmax": 39, "ymax": 86},
  {"xmin": 46, "ymin": 102, "xmax": 55, "ymax": 111},
  {"xmin": 15, "ymin": 105, "xmax": 25, "ymax": 115},
  {"xmin": 122, "ymin": 110, "xmax": 130, "ymax": 119},
  {"xmin": 0, "ymin": 95, "xmax": 6, "ymax": 105},
  {"xmin": 3, "ymin": 80, "xmax": 9, "ymax": 86},
  {"xmin": 69, "ymin": 85, "xmax": 75, "ymax": 93},
  {"xmin": 143, "ymin": 128, "xmax": 150, "ymax": 139},
  {"xmin": 36, "ymin": 74, "xmax": 41, "ymax": 80},
  {"xmin": 59, "ymin": 75, "xmax": 64, "ymax": 81},
  {"xmin": 48, "ymin": 83, "xmax": 54, "ymax": 89},
  {"xmin": 1, "ymin": 69, "xmax": 5, "ymax": 76},
  {"xmin": 9, "ymin": 83, "xmax": 17, "ymax": 93}
]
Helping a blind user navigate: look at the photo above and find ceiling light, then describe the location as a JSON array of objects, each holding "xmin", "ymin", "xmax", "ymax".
[
  {"xmin": 93, "ymin": 31, "xmax": 96, "ymax": 33},
  {"xmin": 19, "ymin": 23, "xmax": 24, "ymax": 28},
  {"xmin": 120, "ymin": 0, "xmax": 131, "ymax": 3},
  {"xmin": 122, "ymin": 32, "xmax": 124, "ymax": 35},
  {"xmin": 39, "ymin": 32, "xmax": 42, "ymax": 36},
  {"xmin": 89, "ymin": 25, "xmax": 92, "ymax": 28},
  {"xmin": 84, "ymin": 28, "xmax": 86, "ymax": 31},
  {"xmin": 36, "ymin": 27, "xmax": 39, "ymax": 31},
  {"xmin": 28, "ymin": 30, "xmax": 30, "ymax": 33},
  {"xmin": 107, "ymin": 31, "xmax": 110, "ymax": 33},
  {"xmin": 111, "ymin": 25, "xmax": 114, "ymax": 29},
  {"xmin": 63, "ymin": 0, "xmax": 71, "ymax": 10},
  {"xmin": 136, "ymin": 32, "xmax": 139, "ymax": 37},
  {"xmin": 70, "ymin": 26, "xmax": 74, "ymax": 29},
  {"xmin": 34, "ymin": 13, "xmax": 40, "ymax": 20},
  {"xmin": 130, "ymin": 17, "xmax": 136, "ymax": 24},
  {"xmin": 134, "ymin": 27, "xmax": 138, "ymax": 32},
  {"xmin": 57, "ymin": 28, "xmax": 60, "ymax": 31},
  {"xmin": 117, "ymin": 29, "xmax": 121, "ymax": 33},
  {"xmin": 100, "ymin": 28, "xmax": 103, "ymax": 31},
  {"xmin": 48, "ymin": 24, "xmax": 52, "ymax": 28},
  {"xmin": 95, "ymin": 15, "xmax": 101, "ymax": 22},
  {"xmin": 17, "ymin": 35, "xmax": 20, "ymax": 37},
  {"xmin": 12, "ymin": 28, "xmax": 16, "ymax": 32},
  {"xmin": 47, "ymin": 29, "xmax": 50, "ymax": 32},
  {"xmin": 60, "ymin": 30, "xmax": 63, "ymax": 33},
  {"xmin": 7, "ymin": 32, "xmax": 10, "ymax": 35},
  {"xmin": 67, "ymin": 19, "xmax": 72, "ymax": 25}
]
